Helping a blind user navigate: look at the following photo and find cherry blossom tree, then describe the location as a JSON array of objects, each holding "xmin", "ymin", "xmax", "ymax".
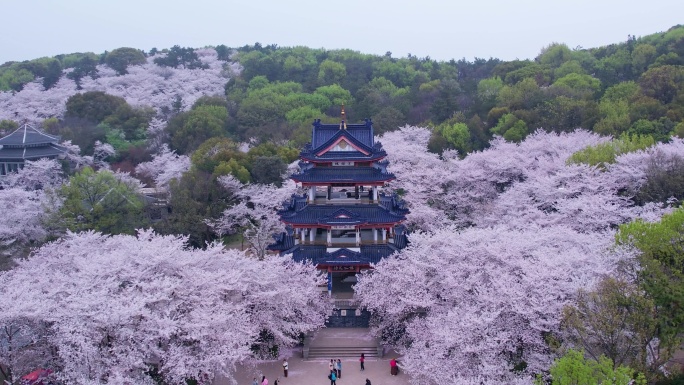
[
  {"xmin": 0, "ymin": 77, "xmax": 78, "ymax": 123},
  {"xmin": 0, "ymin": 230, "xmax": 326, "ymax": 384},
  {"xmin": 145, "ymin": 117, "xmax": 168, "ymax": 153},
  {"xmin": 93, "ymin": 140, "xmax": 117, "ymax": 169},
  {"xmin": 111, "ymin": 169, "xmax": 145, "ymax": 192},
  {"xmin": 60, "ymin": 139, "xmax": 94, "ymax": 170},
  {"xmin": 379, "ymin": 125, "xmax": 453, "ymax": 231},
  {"xmin": 0, "ymin": 48, "xmax": 237, "ymax": 123},
  {"xmin": 211, "ymin": 176, "xmax": 298, "ymax": 259},
  {"xmin": 79, "ymin": 49, "xmax": 234, "ymax": 115},
  {"xmin": 477, "ymin": 161, "xmax": 666, "ymax": 233},
  {"xmin": 355, "ymin": 225, "xmax": 620, "ymax": 384},
  {"xmin": 381, "ymin": 127, "xmax": 672, "ymax": 233},
  {"xmin": 0, "ymin": 159, "xmax": 65, "ymax": 265},
  {"xmin": 439, "ymin": 129, "xmax": 608, "ymax": 227},
  {"xmin": 0, "ymin": 188, "xmax": 51, "ymax": 266},
  {"xmin": 357, "ymin": 128, "xmax": 676, "ymax": 384},
  {"xmin": 0, "ymin": 158, "xmax": 64, "ymax": 190},
  {"xmin": 610, "ymin": 137, "xmax": 684, "ymax": 205},
  {"xmin": 135, "ymin": 144, "xmax": 191, "ymax": 192}
]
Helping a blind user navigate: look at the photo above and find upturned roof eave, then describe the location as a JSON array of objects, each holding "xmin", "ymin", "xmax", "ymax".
[
  {"xmin": 290, "ymin": 175, "xmax": 396, "ymax": 183},
  {"xmin": 279, "ymin": 218, "xmax": 406, "ymax": 227},
  {"xmin": 299, "ymin": 153, "xmax": 387, "ymax": 162}
]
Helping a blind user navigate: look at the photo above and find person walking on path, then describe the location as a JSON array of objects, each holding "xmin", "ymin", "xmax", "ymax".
[
  {"xmin": 359, "ymin": 353, "xmax": 365, "ymax": 371},
  {"xmin": 336, "ymin": 359, "xmax": 342, "ymax": 378},
  {"xmin": 260, "ymin": 376, "xmax": 268, "ymax": 385},
  {"xmin": 273, "ymin": 378, "xmax": 279, "ymax": 385},
  {"xmin": 252, "ymin": 378, "xmax": 258, "ymax": 385},
  {"xmin": 390, "ymin": 358, "xmax": 398, "ymax": 375},
  {"xmin": 329, "ymin": 359, "xmax": 334, "ymax": 374},
  {"xmin": 329, "ymin": 370, "xmax": 337, "ymax": 385},
  {"xmin": 282, "ymin": 359, "xmax": 288, "ymax": 378},
  {"xmin": 365, "ymin": 379, "xmax": 371, "ymax": 385}
]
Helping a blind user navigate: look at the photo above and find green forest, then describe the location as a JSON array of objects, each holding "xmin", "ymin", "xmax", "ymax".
[
  {"xmin": 224, "ymin": 26, "xmax": 684, "ymax": 152},
  {"xmin": 2, "ymin": 25, "xmax": 684, "ymax": 161}
]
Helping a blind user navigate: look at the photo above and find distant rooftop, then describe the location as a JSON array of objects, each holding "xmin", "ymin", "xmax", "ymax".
[
  {"xmin": 0, "ymin": 123, "xmax": 61, "ymax": 146},
  {"xmin": 0, "ymin": 123, "xmax": 66, "ymax": 162}
]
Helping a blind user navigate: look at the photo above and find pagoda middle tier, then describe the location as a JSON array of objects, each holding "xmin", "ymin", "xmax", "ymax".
[
  {"xmin": 291, "ymin": 163, "xmax": 395, "ymax": 186},
  {"xmin": 278, "ymin": 193, "xmax": 408, "ymax": 227}
]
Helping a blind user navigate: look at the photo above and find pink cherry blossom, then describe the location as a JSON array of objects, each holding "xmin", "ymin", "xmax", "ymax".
[{"xmin": 0, "ymin": 230, "xmax": 326, "ymax": 383}]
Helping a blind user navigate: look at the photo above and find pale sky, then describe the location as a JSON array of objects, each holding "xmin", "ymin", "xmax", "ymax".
[{"xmin": 2, "ymin": 0, "xmax": 683, "ymax": 64}]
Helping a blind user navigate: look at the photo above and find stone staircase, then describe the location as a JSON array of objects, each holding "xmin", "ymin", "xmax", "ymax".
[
  {"xmin": 307, "ymin": 344, "xmax": 379, "ymax": 359},
  {"xmin": 303, "ymin": 328, "xmax": 382, "ymax": 360}
]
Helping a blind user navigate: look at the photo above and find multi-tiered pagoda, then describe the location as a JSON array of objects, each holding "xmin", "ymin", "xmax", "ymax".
[{"xmin": 270, "ymin": 112, "xmax": 408, "ymax": 326}]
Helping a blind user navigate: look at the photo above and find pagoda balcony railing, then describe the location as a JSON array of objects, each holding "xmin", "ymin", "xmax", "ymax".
[
  {"xmin": 297, "ymin": 238, "xmax": 393, "ymax": 247},
  {"xmin": 310, "ymin": 197, "xmax": 378, "ymax": 205},
  {"xmin": 331, "ymin": 299, "xmax": 361, "ymax": 309},
  {"xmin": 317, "ymin": 191, "xmax": 372, "ymax": 199}
]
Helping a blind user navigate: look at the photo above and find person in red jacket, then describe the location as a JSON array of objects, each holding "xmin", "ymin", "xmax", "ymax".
[{"xmin": 390, "ymin": 358, "xmax": 398, "ymax": 375}]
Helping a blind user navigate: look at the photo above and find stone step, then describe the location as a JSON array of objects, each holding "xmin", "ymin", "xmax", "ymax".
[{"xmin": 307, "ymin": 346, "xmax": 379, "ymax": 359}]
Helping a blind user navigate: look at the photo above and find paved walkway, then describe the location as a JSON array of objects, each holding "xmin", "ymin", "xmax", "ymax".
[
  {"xmin": 215, "ymin": 354, "xmax": 410, "ymax": 385},
  {"xmin": 213, "ymin": 328, "xmax": 412, "ymax": 385}
]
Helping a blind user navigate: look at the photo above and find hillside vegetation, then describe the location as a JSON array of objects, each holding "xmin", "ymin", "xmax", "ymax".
[{"xmin": 1, "ymin": 25, "xmax": 683, "ymax": 165}]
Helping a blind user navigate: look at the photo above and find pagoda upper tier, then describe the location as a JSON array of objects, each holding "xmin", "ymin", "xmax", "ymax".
[{"xmin": 299, "ymin": 119, "xmax": 387, "ymax": 163}]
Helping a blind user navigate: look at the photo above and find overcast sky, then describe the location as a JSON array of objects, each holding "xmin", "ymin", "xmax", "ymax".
[{"xmin": 2, "ymin": 0, "xmax": 683, "ymax": 64}]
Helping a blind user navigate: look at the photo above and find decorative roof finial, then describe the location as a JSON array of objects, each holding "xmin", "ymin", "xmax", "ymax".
[{"xmin": 340, "ymin": 104, "xmax": 347, "ymax": 130}]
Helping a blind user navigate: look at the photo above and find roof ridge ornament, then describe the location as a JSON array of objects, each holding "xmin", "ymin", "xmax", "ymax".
[{"xmin": 340, "ymin": 104, "xmax": 347, "ymax": 130}]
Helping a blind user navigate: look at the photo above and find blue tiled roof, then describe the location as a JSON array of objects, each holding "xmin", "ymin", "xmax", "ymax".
[
  {"xmin": 282, "ymin": 194, "xmax": 308, "ymax": 211},
  {"xmin": 311, "ymin": 119, "xmax": 374, "ymax": 149},
  {"xmin": 0, "ymin": 143, "xmax": 66, "ymax": 161},
  {"xmin": 315, "ymin": 128, "xmax": 373, "ymax": 154},
  {"xmin": 291, "ymin": 166, "xmax": 395, "ymax": 184},
  {"xmin": 302, "ymin": 119, "xmax": 387, "ymax": 162},
  {"xmin": 0, "ymin": 124, "xmax": 60, "ymax": 146},
  {"xmin": 268, "ymin": 227, "xmax": 295, "ymax": 252},
  {"xmin": 284, "ymin": 244, "xmax": 400, "ymax": 265},
  {"xmin": 279, "ymin": 203, "xmax": 407, "ymax": 226},
  {"xmin": 377, "ymin": 193, "xmax": 409, "ymax": 213},
  {"xmin": 393, "ymin": 225, "xmax": 409, "ymax": 249}
]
